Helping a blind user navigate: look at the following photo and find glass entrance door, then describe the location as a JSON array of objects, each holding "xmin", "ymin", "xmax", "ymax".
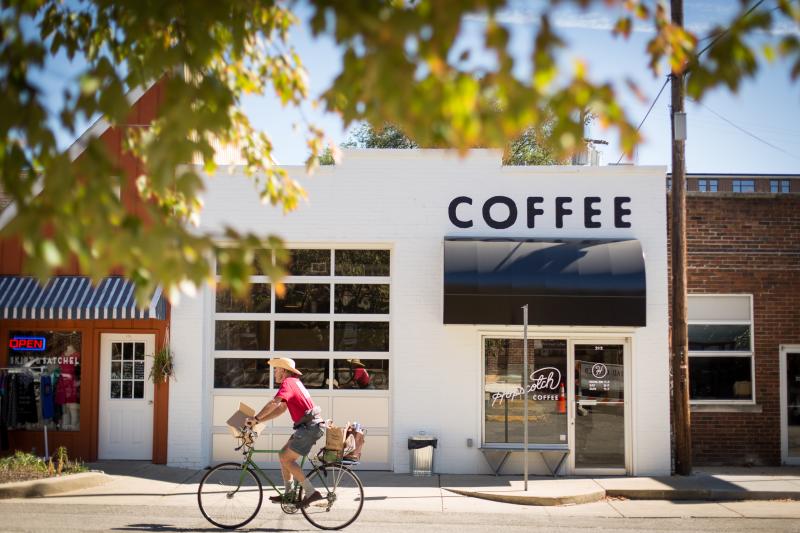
[
  {"xmin": 573, "ymin": 343, "xmax": 626, "ymax": 471},
  {"xmin": 786, "ymin": 352, "xmax": 800, "ymax": 463}
]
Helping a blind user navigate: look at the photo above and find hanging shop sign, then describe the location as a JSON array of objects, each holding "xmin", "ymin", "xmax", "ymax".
[{"xmin": 8, "ymin": 336, "xmax": 47, "ymax": 351}]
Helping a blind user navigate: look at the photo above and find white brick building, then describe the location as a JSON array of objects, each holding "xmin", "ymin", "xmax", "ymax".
[{"xmin": 168, "ymin": 149, "xmax": 670, "ymax": 475}]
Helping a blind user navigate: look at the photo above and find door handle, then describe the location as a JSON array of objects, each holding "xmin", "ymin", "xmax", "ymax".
[{"xmin": 148, "ymin": 400, "xmax": 154, "ymax": 405}]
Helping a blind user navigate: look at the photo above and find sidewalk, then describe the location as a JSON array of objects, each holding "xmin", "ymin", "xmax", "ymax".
[{"xmin": 5, "ymin": 461, "xmax": 800, "ymax": 519}]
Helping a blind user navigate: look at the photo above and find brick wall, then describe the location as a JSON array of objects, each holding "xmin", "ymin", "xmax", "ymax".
[{"xmin": 670, "ymin": 193, "xmax": 800, "ymax": 465}]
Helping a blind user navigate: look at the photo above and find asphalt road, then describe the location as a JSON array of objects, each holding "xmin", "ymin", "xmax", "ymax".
[{"xmin": 1, "ymin": 502, "xmax": 800, "ymax": 533}]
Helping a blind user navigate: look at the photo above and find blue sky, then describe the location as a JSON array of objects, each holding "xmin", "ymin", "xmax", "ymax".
[{"xmin": 45, "ymin": 1, "xmax": 800, "ymax": 173}]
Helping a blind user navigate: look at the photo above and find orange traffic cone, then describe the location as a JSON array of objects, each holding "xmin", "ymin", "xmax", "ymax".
[{"xmin": 557, "ymin": 383, "xmax": 566, "ymax": 414}]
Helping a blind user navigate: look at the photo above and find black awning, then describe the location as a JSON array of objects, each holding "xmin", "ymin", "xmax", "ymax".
[{"xmin": 443, "ymin": 237, "xmax": 646, "ymax": 327}]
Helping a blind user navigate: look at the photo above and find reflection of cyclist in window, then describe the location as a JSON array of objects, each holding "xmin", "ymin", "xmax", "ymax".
[{"xmin": 346, "ymin": 359, "xmax": 372, "ymax": 389}]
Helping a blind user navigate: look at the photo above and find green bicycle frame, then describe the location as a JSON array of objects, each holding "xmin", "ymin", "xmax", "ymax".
[{"xmin": 234, "ymin": 447, "xmax": 334, "ymax": 497}]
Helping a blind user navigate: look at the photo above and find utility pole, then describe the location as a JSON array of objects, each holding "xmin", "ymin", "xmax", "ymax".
[{"xmin": 670, "ymin": 0, "xmax": 692, "ymax": 476}]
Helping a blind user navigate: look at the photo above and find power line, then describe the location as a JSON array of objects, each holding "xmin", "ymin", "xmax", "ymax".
[
  {"xmin": 615, "ymin": 77, "xmax": 670, "ymax": 164},
  {"xmin": 689, "ymin": 97, "xmax": 800, "ymax": 161}
]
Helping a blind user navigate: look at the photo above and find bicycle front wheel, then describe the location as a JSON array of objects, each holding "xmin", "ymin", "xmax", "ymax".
[
  {"xmin": 198, "ymin": 462, "xmax": 263, "ymax": 530},
  {"xmin": 300, "ymin": 463, "xmax": 364, "ymax": 530}
]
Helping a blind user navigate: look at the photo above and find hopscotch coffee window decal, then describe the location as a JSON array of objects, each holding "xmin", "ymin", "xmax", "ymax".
[{"xmin": 490, "ymin": 367, "xmax": 562, "ymax": 407}]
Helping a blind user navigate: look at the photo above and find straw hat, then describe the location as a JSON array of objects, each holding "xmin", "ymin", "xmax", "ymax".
[
  {"xmin": 268, "ymin": 357, "xmax": 302, "ymax": 375},
  {"xmin": 347, "ymin": 359, "xmax": 366, "ymax": 368}
]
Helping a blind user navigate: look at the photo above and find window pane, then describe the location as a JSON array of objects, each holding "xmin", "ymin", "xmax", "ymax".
[
  {"xmin": 690, "ymin": 356, "xmax": 753, "ymax": 400},
  {"xmin": 289, "ymin": 249, "xmax": 330, "ymax": 276},
  {"xmin": 771, "ymin": 180, "xmax": 779, "ymax": 193},
  {"xmin": 688, "ymin": 324, "xmax": 751, "ymax": 351},
  {"xmin": 214, "ymin": 320, "xmax": 270, "ymax": 351},
  {"xmin": 214, "ymin": 358, "xmax": 271, "ymax": 388},
  {"xmin": 334, "ymin": 322, "xmax": 389, "ymax": 351},
  {"xmin": 698, "ymin": 179, "xmax": 707, "ymax": 192},
  {"xmin": 134, "ymin": 343, "xmax": 144, "ymax": 360},
  {"xmin": 216, "ymin": 284, "xmax": 271, "ymax": 313},
  {"xmin": 333, "ymin": 359, "xmax": 389, "ymax": 390},
  {"xmin": 274, "ymin": 321, "xmax": 330, "ymax": 351},
  {"xmin": 275, "ymin": 284, "xmax": 330, "ymax": 313},
  {"xmin": 782, "ymin": 180, "xmax": 790, "ymax": 193},
  {"xmin": 111, "ymin": 381, "xmax": 121, "ymax": 399},
  {"xmin": 335, "ymin": 250, "xmax": 390, "ymax": 276},
  {"xmin": 334, "ymin": 284, "xmax": 390, "ymax": 314},
  {"xmin": 216, "ymin": 248, "xmax": 272, "ymax": 275},
  {"xmin": 292, "ymin": 359, "xmax": 330, "ymax": 389},
  {"xmin": 709, "ymin": 180, "xmax": 718, "ymax": 192},
  {"xmin": 123, "ymin": 381, "xmax": 132, "ymax": 399},
  {"xmin": 484, "ymin": 339, "xmax": 568, "ymax": 445}
]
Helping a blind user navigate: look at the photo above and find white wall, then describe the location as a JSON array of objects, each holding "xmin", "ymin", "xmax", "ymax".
[{"xmin": 169, "ymin": 149, "xmax": 669, "ymax": 474}]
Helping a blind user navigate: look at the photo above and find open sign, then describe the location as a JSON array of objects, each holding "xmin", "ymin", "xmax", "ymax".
[{"xmin": 8, "ymin": 336, "xmax": 47, "ymax": 351}]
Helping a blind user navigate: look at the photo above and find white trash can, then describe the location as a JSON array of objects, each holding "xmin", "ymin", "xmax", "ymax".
[{"xmin": 408, "ymin": 436, "xmax": 437, "ymax": 476}]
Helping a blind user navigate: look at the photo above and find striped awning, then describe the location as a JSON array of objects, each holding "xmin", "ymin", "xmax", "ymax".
[{"xmin": 0, "ymin": 276, "xmax": 166, "ymax": 320}]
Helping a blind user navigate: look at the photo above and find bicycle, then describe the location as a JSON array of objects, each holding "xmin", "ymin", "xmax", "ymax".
[{"xmin": 197, "ymin": 425, "xmax": 364, "ymax": 530}]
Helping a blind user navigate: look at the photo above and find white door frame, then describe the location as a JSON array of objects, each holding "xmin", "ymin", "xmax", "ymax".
[
  {"xmin": 568, "ymin": 338, "xmax": 632, "ymax": 476},
  {"xmin": 780, "ymin": 344, "xmax": 800, "ymax": 465},
  {"xmin": 98, "ymin": 333, "xmax": 155, "ymax": 460}
]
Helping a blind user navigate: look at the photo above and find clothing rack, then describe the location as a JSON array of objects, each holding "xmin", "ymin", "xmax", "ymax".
[{"xmin": 0, "ymin": 365, "xmax": 49, "ymax": 460}]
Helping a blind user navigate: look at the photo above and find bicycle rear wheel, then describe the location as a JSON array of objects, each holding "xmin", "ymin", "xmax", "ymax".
[
  {"xmin": 300, "ymin": 463, "xmax": 364, "ymax": 530},
  {"xmin": 198, "ymin": 462, "xmax": 263, "ymax": 529}
]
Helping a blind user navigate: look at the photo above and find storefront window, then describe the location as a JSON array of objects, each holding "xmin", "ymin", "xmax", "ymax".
[
  {"xmin": 215, "ymin": 321, "xmax": 270, "ymax": 351},
  {"xmin": 5, "ymin": 330, "xmax": 82, "ymax": 432},
  {"xmin": 215, "ymin": 284, "xmax": 271, "ymax": 313},
  {"xmin": 334, "ymin": 284, "xmax": 389, "ymax": 314},
  {"xmin": 333, "ymin": 359, "xmax": 389, "ymax": 389},
  {"xmin": 335, "ymin": 250, "xmax": 390, "ymax": 276},
  {"xmin": 688, "ymin": 296, "xmax": 754, "ymax": 402},
  {"xmin": 484, "ymin": 338, "xmax": 567, "ymax": 445},
  {"xmin": 333, "ymin": 322, "xmax": 389, "ymax": 352},
  {"xmin": 275, "ymin": 284, "xmax": 330, "ymax": 313}
]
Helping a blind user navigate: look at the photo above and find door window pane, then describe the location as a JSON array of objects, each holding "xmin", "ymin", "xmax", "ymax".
[
  {"xmin": 214, "ymin": 358, "xmax": 271, "ymax": 388},
  {"xmin": 334, "ymin": 359, "xmax": 389, "ymax": 390},
  {"xmin": 690, "ymin": 356, "xmax": 753, "ymax": 400},
  {"xmin": 275, "ymin": 284, "xmax": 330, "ymax": 313},
  {"xmin": 216, "ymin": 284, "xmax": 271, "ymax": 313},
  {"xmin": 291, "ymin": 359, "xmax": 330, "ymax": 389},
  {"xmin": 334, "ymin": 284, "xmax": 390, "ymax": 314},
  {"xmin": 274, "ymin": 321, "xmax": 330, "ymax": 351},
  {"xmin": 216, "ymin": 248, "xmax": 272, "ymax": 275},
  {"xmin": 335, "ymin": 250, "xmax": 390, "ymax": 276},
  {"xmin": 289, "ymin": 249, "xmax": 330, "ymax": 276},
  {"xmin": 333, "ymin": 322, "xmax": 389, "ymax": 351},
  {"xmin": 689, "ymin": 324, "xmax": 751, "ymax": 351},
  {"xmin": 214, "ymin": 321, "xmax": 270, "ymax": 351},
  {"xmin": 134, "ymin": 381, "xmax": 144, "ymax": 399},
  {"xmin": 484, "ymin": 339, "xmax": 567, "ymax": 445}
]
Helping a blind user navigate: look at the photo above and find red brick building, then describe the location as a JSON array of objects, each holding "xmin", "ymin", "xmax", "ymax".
[{"xmin": 671, "ymin": 174, "xmax": 800, "ymax": 466}]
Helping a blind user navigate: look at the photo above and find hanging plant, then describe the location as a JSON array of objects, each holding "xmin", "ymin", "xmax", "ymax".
[{"xmin": 149, "ymin": 330, "xmax": 175, "ymax": 384}]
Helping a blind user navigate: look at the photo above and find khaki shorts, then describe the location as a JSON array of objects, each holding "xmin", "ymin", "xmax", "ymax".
[{"xmin": 287, "ymin": 423, "xmax": 324, "ymax": 456}]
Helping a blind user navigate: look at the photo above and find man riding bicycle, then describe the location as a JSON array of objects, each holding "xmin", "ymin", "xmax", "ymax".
[{"xmin": 246, "ymin": 357, "xmax": 324, "ymax": 508}]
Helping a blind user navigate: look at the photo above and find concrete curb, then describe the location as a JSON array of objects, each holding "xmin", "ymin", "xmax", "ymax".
[
  {"xmin": 446, "ymin": 486, "xmax": 800, "ymax": 506},
  {"xmin": 606, "ymin": 489, "xmax": 800, "ymax": 502},
  {"xmin": 0, "ymin": 472, "xmax": 113, "ymax": 499},
  {"xmin": 444, "ymin": 487, "xmax": 606, "ymax": 506}
]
